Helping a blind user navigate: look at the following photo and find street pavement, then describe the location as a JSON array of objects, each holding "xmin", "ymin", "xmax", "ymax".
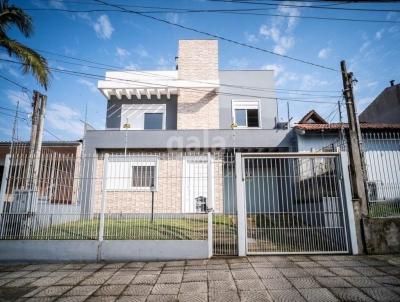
[{"xmin": 1, "ymin": 255, "xmax": 400, "ymax": 301}]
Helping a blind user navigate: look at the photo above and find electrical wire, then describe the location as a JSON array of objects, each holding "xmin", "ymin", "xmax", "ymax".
[
  {"xmin": 22, "ymin": 6, "xmax": 400, "ymax": 23},
  {"xmin": 0, "ymin": 58, "xmax": 341, "ymax": 104},
  {"xmin": 208, "ymin": 0, "xmax": 400, "ymax": 13},
  {"xmin": 0, "ymin": 74, "xmax": 30, "ymax": 91},
  {"xmin": 93, "ymin": 0, "xmax": 340, "ymax": 72},
  {"xmin": 0, "ymin": 107, "xmax": 63, "ymax": 141},
  {"xmin": 41, "ymin": 56, "xmax": 341, "ymax": 98},
  {"xmin": 33, "ymin": 47, "xmax": 342, "ymax": 94}
]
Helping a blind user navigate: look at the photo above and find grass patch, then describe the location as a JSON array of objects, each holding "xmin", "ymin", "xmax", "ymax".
[
  {"xmin": 369, "ymin": 201, "xmax": 400, "ymax": 218},
  {"xmin": 21, "ymin": 215, "xmax": 238, "ymax": 240}
]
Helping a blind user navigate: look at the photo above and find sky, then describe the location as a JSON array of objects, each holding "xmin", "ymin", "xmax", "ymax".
[{"xmin": 0, "ymin": 0, "xmax": 399, "ymax": 141}]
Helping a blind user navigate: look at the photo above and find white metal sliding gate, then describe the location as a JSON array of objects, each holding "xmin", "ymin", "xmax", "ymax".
[{"xmin": 242, "ymin": 153, "xmax": 350, "ymax": 254}]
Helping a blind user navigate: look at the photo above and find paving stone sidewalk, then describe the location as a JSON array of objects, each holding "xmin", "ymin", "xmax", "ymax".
[{"xmin": 1, "ymin": 255, "xmax": 400, "ymax": 301}]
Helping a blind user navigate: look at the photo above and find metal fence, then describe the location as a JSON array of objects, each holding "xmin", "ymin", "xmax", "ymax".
[
  {"xmin": 319, "ymin": 130, "xmax": 400, "ymax": 218},
  {"xmin": 0, "ymin": 150, "xmax": 242, "ymax": 253},
  {"xmin": 212, "ymin": 152, "xmax": 237, "ymax": 256},
  {"xmin": 362, "ymin": 132, "xmax": 400, "ymax": 217},
  {"xmin": 242, "ymin": 153, "xmax": 350, "ymax": 254}
]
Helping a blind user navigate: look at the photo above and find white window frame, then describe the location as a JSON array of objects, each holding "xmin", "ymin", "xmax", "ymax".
[
  {"xmin": 106, "ymin": 155, "xmax": 159, "ymax": 192},
  {"xmin": 231, "ymin": 99, "xmax": 262, "ymax": 129},
  {"xmin": 120, "ymin": 104, "xmax": 166, "ymax": 130}
]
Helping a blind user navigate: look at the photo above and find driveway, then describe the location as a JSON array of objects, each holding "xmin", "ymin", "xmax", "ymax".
[{"xmin": 1, "ymin": 255, "xmax": 400, "ymax": 301}]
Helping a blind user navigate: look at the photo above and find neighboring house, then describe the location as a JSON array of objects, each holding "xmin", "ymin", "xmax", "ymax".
[
  {"xmin": 0, "ymin": 141, "xmax": 82, "ymax": 211},
  {"xmin": 83, "ymin": 39, "xmax": 292, "ymax": 215},
  {"xmin": 359, "ymin": 82, "xmax": 400, "ymax": 124},
  {"xmin": 0, "ymin": 141, "xmax": 82, "ymax": 195},
  {"xmin": 293, "ymin": 110, "xmax": 400, "ymax": 204}
]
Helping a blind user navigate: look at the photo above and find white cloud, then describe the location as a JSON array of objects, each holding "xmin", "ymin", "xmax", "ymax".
[
  {"xmin": 157, "ymin": 57, "xmax": 167, "ymax": 66},
  {"xmin": 276, "ymin": 71, "xmax": 299, "ymax": 87},
  {"xmin": 375, "ymin": 29, "xmax": 385, "ymax": 40},
  {"xmin": 318, "ymin": 48, "xmax": 331, "ymax": 59},
  {"xmin": 76, "ymin": 13, "xmax": 114, "ymax": 39},
  {"xmin": 77, "ymin": 79, "xmax": 98, "ymax": 93},
  {"xmin": 93, "ymin": 15, "xmax": 114, "ymax": 39},
  {"xmin": 301, "ymin": 74, "xmax": 328, "ymax": 90},
  {"xmin": 277, "ymin": 3, "xmax": 301, "ymax": 32},
  {"xmin": 244, "ymin": 32, "xmax": 258, "ymax": 43},
  {"xmin": 262, "ymin": 64, "xmax": 284, "ymax": 77},
  {"xmin": 49, "ymin": 0, "xmax": 66, "ymax": 9},
  {"xmin": 366, "ymin": 81, "xmax": 378, "ymax": 88},
  {"xmin": 7, "ymin": 67, "xmax": 22, "ymax": 79},
  {"xmin": 228, "ymin": 58, "xmax": 249, "ymax": 69},
  {"xmin": 6, "ymin": 90, "xmax": 31, "ymax": 112},
  {"xmin": 256, "ymin": 1, "xmax": 306, "ymax": 56},
  {"xmin": 116, "ymin": 47, "xmax": 130, "ymax": 58},
  {"xmin": 259, "ymin": 24, "xmax": 295, "ymax": 55},
  {"xmin": 63, "ymin": 46, "xmax": 76, "ymax": 56},
  {"xmin": 32, "ymin": 0, "xmax": 65, "ymax": 9},
  {"xmin": 46, "ymin": 103, "xmax": 84, "ymax": 137},
  {"xmin": 134, "ymin": 45, "xmax": 149, "ymax": 58},
  {"xmin": 125, "ymin": 62, "xmax": 139, "ymax": 70},
  {"xmin": 273, "ymin": 36, "xmax": 294, "ymax": 55},
  {"xmin": 259, "ymin": 25, "xmax": 280, "ymax": 41},
  {"xmin": 166, "ymin": 13, "xmax": 179, "ymax": 23},
  {"xmin": 360, "ymin": 40, "xmax": 371, "ymax": 53}
]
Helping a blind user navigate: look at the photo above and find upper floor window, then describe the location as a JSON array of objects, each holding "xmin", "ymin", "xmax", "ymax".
[
  {"xmin": 232, "ymin": 100, "xmax": 260, "ymax": 128},
  {"xmin": 121, "ymin": 104, "xmax": 166, "ymax": 130},
  {"xmin": 144, "ymin": 113, "xmax": 163, "ymax": 130}
]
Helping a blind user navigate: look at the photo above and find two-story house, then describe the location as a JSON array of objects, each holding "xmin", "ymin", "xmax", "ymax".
[{"xmin": 83, "ymin": 39, "xmax": 291, "ymax": 218}]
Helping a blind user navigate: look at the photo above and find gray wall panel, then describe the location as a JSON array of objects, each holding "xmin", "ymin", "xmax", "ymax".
[
  {"xmin": 106, "ymin": 95, "xmax": 178, "ymax": 130},
  {"xmin": 219, "ymin": 70, "xmax": 277, "ymax": 130}
]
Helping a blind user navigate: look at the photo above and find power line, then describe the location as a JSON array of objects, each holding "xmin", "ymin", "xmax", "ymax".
[
  {"xmin": 0, "ymin": 106, "xmax": 63, "ymax": 141},
  {"xmin": 0, "ymin": 58, "xmax": 341, "ymax": 104},
  {"xmin": 208, "ymin": 0, "xmax": 400, "ymax": 13},
  {"xmin": 34, "ymin": 48, "xmax": 342, "ymax": 94},
  {"xmin": 0, "ymin": 74, "xmax": 30, "ymax": 91},
  {"xmin": 42, "ymin": 56, "xmax": 341, "ymax": 98},
  {"xmin": 93, "ymin": 0, "xmax": 340, "ymax": 72},
  {"xmin": 0, "ymin": 105, "xmax": 30, "ymax": 115},
  {"xmin": 32, "ymin": 0, "xmax": 400, "ymax": 12},
  {"xmin": 22, "ymin": 6, "xmax": 400, "ymax": 23}
]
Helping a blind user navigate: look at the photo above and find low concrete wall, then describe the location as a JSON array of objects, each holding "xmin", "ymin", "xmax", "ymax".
[
  {"xmin": 0, "ymin": 240, "xmax": 209, "ymax": 262},
  {"xmin": 363, "ymin": 217, "xmax": 400, "ymax": 254}
]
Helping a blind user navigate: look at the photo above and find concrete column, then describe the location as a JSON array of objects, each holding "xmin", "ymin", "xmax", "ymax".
[
  {"xmin": 98, "ymin": 153, "xmax": 109, "ymax": 242},
  {"xmin": 207, "ymin": 152, "xmax": 213, "ymax": 258},
  {"xmin": 0, "ymin": 154, "xmax": 11, "ymax": 214},
  {"xmin": 235, "ymin": 152, "xmax": 246, "ymax": 256},
  {"xmin": 340, "ymin": 152, "xmax": 359, "ymax": 255}
]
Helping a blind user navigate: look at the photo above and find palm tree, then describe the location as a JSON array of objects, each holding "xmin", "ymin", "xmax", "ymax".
[{"xmin": 0, "ymin": 0, "xmax": 50, "ymax": 89}]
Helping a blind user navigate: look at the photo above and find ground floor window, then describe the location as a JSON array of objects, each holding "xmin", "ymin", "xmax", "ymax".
[{"xmin": 106, "ymin": 155, "xmax": 158, "ymax": 191}]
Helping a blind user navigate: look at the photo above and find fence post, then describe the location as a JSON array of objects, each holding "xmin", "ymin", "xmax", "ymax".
[
  {"xmin": 340, "ymin": 151, "xmax": 359, "ymax": 255},
  {"xmin": 98, "ymin": 153, "xmax": 109, "ymax": 242},
  {"xmin": 0, "ymin": 154, "xmax": 11, "ymax": 214},
  {"xmin": 235, "ymin": 152, "xmax": 246, "ymax": 256},
  {"xmin": 207, "ymin": 152, "xmax": 213, "ymax": 258}
]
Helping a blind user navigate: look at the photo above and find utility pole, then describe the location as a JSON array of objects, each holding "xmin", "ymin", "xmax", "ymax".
[
  {"xmin": 27, "ymin": 91, "xmax": 47, "ymax": 191},
  {"xmin": 340, "ymin": 60, "xmax": 368, "ymax": 252}
]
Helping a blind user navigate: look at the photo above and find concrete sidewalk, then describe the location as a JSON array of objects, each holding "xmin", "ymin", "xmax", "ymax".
[{"xmin": 1, "ymin": 255, "xmax": 400, "ymax": 301}]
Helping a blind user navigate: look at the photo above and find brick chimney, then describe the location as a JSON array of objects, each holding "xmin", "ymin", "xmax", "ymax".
[{"xmin": 176, "ymin": 40, "xmax": 219, "ymax": 129}]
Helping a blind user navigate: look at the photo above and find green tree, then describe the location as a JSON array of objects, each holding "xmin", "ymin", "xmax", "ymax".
[{"xmin": 0, "ymin": 0, "xmax": 50, "ymax": 89}]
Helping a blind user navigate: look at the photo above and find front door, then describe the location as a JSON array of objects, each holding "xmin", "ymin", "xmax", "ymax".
[{"xmin": 182, "ymin": 156, "xmax": 208, "ymax": 213}]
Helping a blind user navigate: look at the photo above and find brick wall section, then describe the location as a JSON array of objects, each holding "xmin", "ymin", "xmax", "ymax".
[
  {"xmin": 177, "ymin": 40, "xmax": 220, "ymax": 129},
  {"xmin": 93, "ymin": 151, "xmax": 225, "ymax": 214}
]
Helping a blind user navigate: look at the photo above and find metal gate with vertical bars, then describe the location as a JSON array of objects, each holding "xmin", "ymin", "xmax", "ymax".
[{"xmin": 242, "ymin": 152, "xmax": 350, "ymax": 254}]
